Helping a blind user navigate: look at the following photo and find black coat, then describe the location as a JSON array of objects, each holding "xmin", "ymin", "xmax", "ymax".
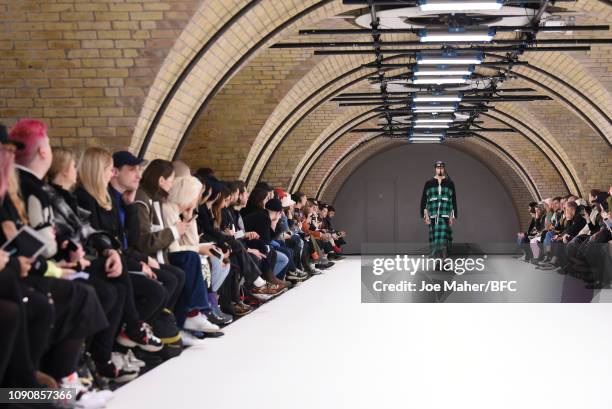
[
  {"xmin": 74, "ymin": 186, "xmax": 146, "ymax": 270},
  {"xmin": 243, "ymin": 209, "xmax": 274, "ymax": 245},
  {"xmin": 562, "ymin": 216, "xmax": 587, "ymax": 239},
  {"xmin": 196, "ymin": 205, "xmax": 231, "ymax": 250}
]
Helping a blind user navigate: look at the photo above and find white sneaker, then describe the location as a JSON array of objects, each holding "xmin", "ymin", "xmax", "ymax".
[
  {"xmin": 125, "ymin": 349, "xmax": 146, "ymax": 368},
  {"xmin": 184, "ymin": 313, "xmax": 220, "ymax": 333},
  {"xmin": 73, "ymin": 391, "xmax": 111, "ymax": 409},
  {"xmin": 111, "ymin": 352, "xmax": 141, "ymax": 373},
  {"xmin": 59, "ymin": 372, "xmax": 112, "ymax": 409},
  {"xmin": 180, "ymin": 330, "xmax": 207, "ymax": 347}
]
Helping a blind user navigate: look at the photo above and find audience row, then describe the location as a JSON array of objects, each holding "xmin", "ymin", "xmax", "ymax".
[
  {"xmin": 0, "ymin": 119, "xmax": 348, "ymax": 408},
  {"xmin": 516, "ymin": 191, "xmax": 612, "ymax": 289}
]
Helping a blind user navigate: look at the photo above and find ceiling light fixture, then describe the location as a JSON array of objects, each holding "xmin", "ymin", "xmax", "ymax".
[
  {"xmin": 418, "ymin": 28, "xmax": 496, "ymax": 43},
  {"xmin": 414, "ymin": 124, "xmax": 450, "ymax": 128},
  {"xmin": 414, "ymin": 118, "xmax": 454, "ymax": 123},
  {"xmin": 418, "ymin": 0, "xmax": 504, "ymax": 12},
  {"xmin": 413, "ymin": 66, "xmax": 474, "ymax": 76},
  {"xmin": 413, "ymin": 108, "xmax": 457, "ymax": 113},
  {"xmin": 413, "ymin": 93, "xmax": 463, "ymax": 102},
  {"xmin": 413, "ymin": 76, "xmax": 469, "ymax": 85},
  {"xmin": 411, "ymin": 131, "xmax": 446, "ymax": 138},
  {"xmin": 417, "ymin": 52, "xmax": 484, "ymax": 65}
]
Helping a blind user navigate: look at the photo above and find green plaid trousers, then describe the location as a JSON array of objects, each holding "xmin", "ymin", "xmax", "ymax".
[{"xmin": 425, "ymin": 185, "xmax": 454, "ymax": 255}]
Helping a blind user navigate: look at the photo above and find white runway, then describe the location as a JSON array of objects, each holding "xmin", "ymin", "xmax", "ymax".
[{"xmin": 107, "ymin": 256, "xmax": 612, "ymax": 409}]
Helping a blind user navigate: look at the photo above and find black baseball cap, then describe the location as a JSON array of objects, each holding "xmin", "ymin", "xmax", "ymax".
[
  {"xmin": 435, "ymin": 161, "xmax": 445, "ymax": 167},
  {"xmin": 113, "ymin": 151, "xmax": 146, "ymax": 168},
  {"xmin": 0, "ymin": 123, "xmax": 25, "ymax": 150},
  {"xmin": 265, "ymin": 198, "xmax": 283, "ymax": 212}
]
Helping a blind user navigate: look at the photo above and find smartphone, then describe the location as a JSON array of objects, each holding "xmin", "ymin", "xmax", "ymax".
[
  {"xmin": 180, "ymin": 213, "xmax": 197, "ymax": 223},
  {"xmin": 210, "ymin": 248, "xmax": 224, "ymax": 259}
]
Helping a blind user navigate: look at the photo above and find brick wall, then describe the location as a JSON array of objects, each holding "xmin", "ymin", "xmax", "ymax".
[{"xmin": 0, "ymin": 0, "xmax": 199, "ymax": 151}]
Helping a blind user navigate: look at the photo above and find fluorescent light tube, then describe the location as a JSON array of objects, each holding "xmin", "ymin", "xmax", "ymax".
[
  {"xmin": 418, "ymin": 28, "xmax": 495, "ymax": 43},
  {"xmin": 417, "ymin": 52, "xmax": 483, "ymax": 65},
  {"xmin": 413, "ymin": 108, "xmax": 457, "ymax": 113},
  {"xmin": 414, "ymin": 124, "xmax": 450, "ymax": 128},
  {"xmin": 414, "ymin": 118, "xmax": 454, "ymax": 123},
  {"xmin": 410, "ymin": 140, "xmax": 442, "ymax": 144},
  {"xmin": 413, "ymin": 103, "xmax": 457, "ymax": 110},
  {"xmin": 413, "ymin": 67, "xmax": 473, "ymax": 76},
  {"xmin": 413, "ymin": 95, "xmax": 462, "ymax": 102},
  {"xmin": 411, "ymin": 132, "xmax": 445, "ymax": 138},
  {"xmin": 419, "ymin": 0, "xmax": 503, "ymax": 12},
  {"xmin": 413, "ymin": 76, "xmax": 468, "ymax": 85}
]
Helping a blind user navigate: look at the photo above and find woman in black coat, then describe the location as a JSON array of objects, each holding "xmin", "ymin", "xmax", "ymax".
[{"xmin": 75, "ymin": 147, "xmax": 165, "ymax": 355}]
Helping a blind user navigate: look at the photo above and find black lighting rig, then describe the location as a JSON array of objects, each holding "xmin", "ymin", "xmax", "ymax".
[{"xmin": 272, "ymin": 0, "xmax": 610, "ymax": 143}]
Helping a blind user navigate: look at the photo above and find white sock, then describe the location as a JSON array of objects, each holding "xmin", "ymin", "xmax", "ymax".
[{"xmin": 254, "ymin": 276, "xmax": 266, "ymax": 287}]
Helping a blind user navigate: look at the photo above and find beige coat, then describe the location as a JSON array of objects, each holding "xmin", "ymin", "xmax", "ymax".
[{"xmin": 162, "ymin": 202, "xmax": 200, "ymax": 254}]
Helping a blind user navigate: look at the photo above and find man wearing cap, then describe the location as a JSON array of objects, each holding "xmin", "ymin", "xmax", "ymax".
[{"xmin": 420, "ymin": 161, "xmax": 458, "ymax": 259}]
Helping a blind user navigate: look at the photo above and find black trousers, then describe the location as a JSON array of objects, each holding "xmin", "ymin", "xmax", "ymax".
[
  {"xmin": 584, "ymin": 230, "xmax": 612, "ymax": 283},
  {"xmin": 111, "ymin": 256, "xmax": 166, "ymax": 328},
  {"xmin": 0, "ymin": 263, "xmax": 50, "ymax": 387},
  {"xmin": 81, "ymin": 258, "xmax": 126, "ymax": 364},
  {"xmin": 519, "ymin": 235, "xmax": 534, "ymax": 260},
  {"xmin": 0, "ymin": 262, "xmax": 55, "ymax": 387},
  {"xmin": 0, "ymin": 298, "xmax": 19, "ymax": 385},
  {"xmin": 22, "ymin": 276, "xmax": 106, "ymax": 380},
  {"xmin": 153, "ymin": 263, "xmax": 185, "ymax": 311}
]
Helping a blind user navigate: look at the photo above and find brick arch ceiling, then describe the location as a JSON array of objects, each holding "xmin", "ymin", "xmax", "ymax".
[
  {"xmin": 131, "ymin": 0, "xmax": 354, "ymax": 160},
  {"xmin": 296, "ymin": 110, "xmax": 564, "ymax": 202},
  {"xmin": 241, "ymin": 47, "xmax": 610, "ymax": 187},
  {"xmin": 242, "ymin": 54, "xmax": 601, "ymax": 197},
  {"xmin": 288, "ymin": 101, "xmax": 574, "ymax": 199},
  {"xmin": 133, "ymin": 1, "xmax": 610, "ymax": 198}
]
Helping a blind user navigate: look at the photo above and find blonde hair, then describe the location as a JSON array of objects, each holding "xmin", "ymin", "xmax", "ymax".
[
  {"xmin": 78, "ymin": 147, "xmax": 113, "ymax": 210},
  {"xmin": 8, "ymin": 169, "xmax": 27, "ymax": 224},
  {"xmin": 48, "ymin": 147, "xmax": 75, "ymax": 183},
  {"xmin": 168, "ymin": 176, "xmax": 203, "ymax": 210}
]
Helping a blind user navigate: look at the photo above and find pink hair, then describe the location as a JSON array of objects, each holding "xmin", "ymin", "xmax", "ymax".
[{"xmin": 9, "ymin": 119, "xmax": 48, "ymax": 164}]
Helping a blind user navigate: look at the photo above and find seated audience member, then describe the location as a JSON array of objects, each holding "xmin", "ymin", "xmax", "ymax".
[
  {"xmin": 9, "ymin": 119, "xmax": 113, "ymax": 406},
  {"xmin": 200, "ymin": 180, "xmax": 281, "ymax": 315},
  {"xmin": 290, "ymin": 191, "xmax": 322, "ymax": 275},
  {"xmin": 264, "ymin": 189, "xmax": 306, "ymax": 282},
  {"xmin": 275, "ymin": 190, "xmax": 309, "ymax": 281},
  {"xmin": 325, "ymin": 205, "xmax": 347, "ymax": 250},
  {"xmin": 535, "ymin": 200, "xmax": 586, "ymax": 271},
  {"xmin": 130, "ymin": 159, "xmax": 222, "ymax": 340},
  {"xmin": 110, "ymin": 151, "xmax": 185, "ymax": 350},
  {"xmin": 74, "ymin": 147, "xmax": 166, "ymax": 354},
  {"xmin": 163, "ymin": 174, "xmax": 232, "ymax": 344},
  {"xmin": 1, "ymin": 123, "xmax": 57, "ymax": 390},
  {"xmin": 301, "ymin": 200, "xmax": 334, "ymax": 270},
  {"xmin": 48, "ymin": 147, "xmax": 142, "ymax": 383},
  {"xmin": 516, "ymin": 202, "xmax": 545, "ymax": 264},
  {"xmin": 242, "ymin": 191, "xmax": 291, "ymax": 284}
]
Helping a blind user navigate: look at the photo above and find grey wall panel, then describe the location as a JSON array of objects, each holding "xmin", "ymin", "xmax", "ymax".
[{"xmin": 330, "ymin": 144, "xmax": 520, "ymax": 254}]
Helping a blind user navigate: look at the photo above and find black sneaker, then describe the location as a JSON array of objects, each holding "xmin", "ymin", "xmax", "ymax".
[
  {"xmin": 204, "ymin": 310, "xmax": 232, "ymax": 326},
  {"xmin": 117, "ymin": 322, "xmax": 164, "ymax": 352},
  {"xmin": 315, "ymin": 261, "xmax": 334, "ymax": 270},
  {"xmin": 152, "ymin": 309, "xmax": 181, "ymax": 345},
  {"xmin": 286, "ymin": 270, "xmax": 308, "ymax": 282},
  {"xmin": 96, "ymin": 359, "xmax": 139, "ymax": 384}
]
